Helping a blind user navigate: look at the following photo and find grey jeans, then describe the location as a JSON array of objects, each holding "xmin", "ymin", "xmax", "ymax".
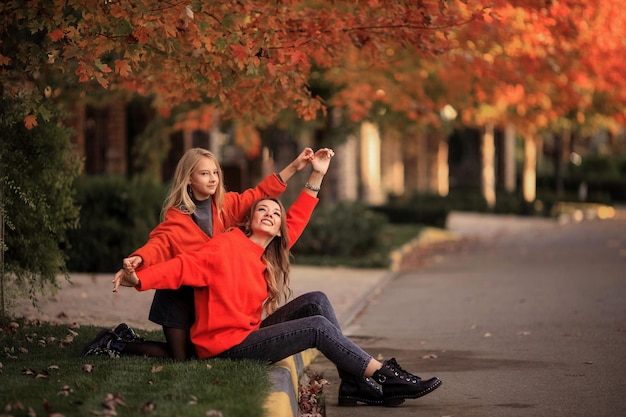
[{"xmin": 217, "ymin": 291, "xmax": 372, "ymax": 378}]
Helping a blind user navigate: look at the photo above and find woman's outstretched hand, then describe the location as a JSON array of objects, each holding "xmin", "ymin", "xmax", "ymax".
[
  {"xmin": 113, "ymin": 268, "xmax": 140, "ymax": 292},
  {"xmin": 311, "ymin": 148, "xmax": 335, "ymax": 176},
  {"xmin": 291, "ymin": 147, "xmax": 315, "ymax": 172}
]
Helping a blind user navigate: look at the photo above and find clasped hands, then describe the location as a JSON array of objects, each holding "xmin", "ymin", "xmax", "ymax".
[{"xmin": 113, "ymin": 267, "xmax": 140, "ymax": 292}]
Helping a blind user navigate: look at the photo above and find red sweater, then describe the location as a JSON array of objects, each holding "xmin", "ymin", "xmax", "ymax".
[
  {"xmin": 135, "ymin": 191, "xmax": 318, "ymax": 358},
  {"xmin": 130, "ymin": 173, "xmax": 287, "ymax": 268}
]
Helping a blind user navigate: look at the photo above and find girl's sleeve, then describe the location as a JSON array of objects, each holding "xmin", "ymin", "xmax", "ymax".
[
  {"xmin": 131, "ymin": 209, "xmax": 209, "ymax": 268},
  {"xmin": 285, "ymin": 191, "xmax": 319, "ymax": 249},
  {"xmin": 135, "ymin": 239, "xmax": 224, "ymax": 290},
  {"xmin": 222, "ymin": 173, "xmax": 287, "ymax": 228}
]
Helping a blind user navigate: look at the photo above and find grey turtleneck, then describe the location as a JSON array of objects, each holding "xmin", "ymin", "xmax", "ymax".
[{"xmin": 191, "ymin": 196, "xmax": 213, "ymax": 238}]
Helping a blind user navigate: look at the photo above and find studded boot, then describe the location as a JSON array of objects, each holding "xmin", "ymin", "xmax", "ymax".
[
  {"xmin": 372, "ymin": 358, "xmax": 442, "ymax": 402},
  {"xmin": 80, "ymin": 328, "xmax": 127, "ymax": 358},
  {"xmin": 337, "ymin": 369, "xmax": 404, "ymax": 407},
  {"xmin": 113, "ymin": 323, "xmax": 144, "ymax": 343}
]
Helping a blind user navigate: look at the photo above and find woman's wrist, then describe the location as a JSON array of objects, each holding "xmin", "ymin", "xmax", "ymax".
[{"xmin": 304, "ymin": 182, "xmax": 320, "ymax": 191}]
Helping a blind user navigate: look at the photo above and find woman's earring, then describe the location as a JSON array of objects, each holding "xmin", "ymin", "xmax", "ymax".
[{"xmin": 187, "ymin": 184, "xmax": 193, "ymax": 195}]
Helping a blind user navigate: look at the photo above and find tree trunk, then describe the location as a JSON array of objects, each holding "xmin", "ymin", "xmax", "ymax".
[
  {"xmin": 427, "ymin": 130, "xmax": 449, "ymax": 196},
  {"xmin": 336, "ymin": 134, "xmax": 359, "ymax": 202},
  {"xmin": 481, "ymin": 123, "xmax": 496, "ymax": 209},
  {"xmin": 554, "ymin": 129, "xmax": 571, "ymax": 198},
  {"xmin": 417, "ymin": 130, "xmax": 428, "ymax": 192},
  {"xmin": 359, "ymin": 122, "xmax": 385, "ymax": 205},
  {"xmin": 503, "ymin": 124, "xmax": 517, "ymax": 193},
  {"xmin": 380, "ymin": 129, "xmax": 404, "ymax": 196},
  {"xmin": 437, "ymin": 136, "xmax": 450, "ymax": 197},
  {"xmin": 523, "ymin": 133, "xmax": 537, "ymax": 203}
]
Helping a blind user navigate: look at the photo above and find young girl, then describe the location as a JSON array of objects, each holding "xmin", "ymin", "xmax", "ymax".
[
  {"xmin": 104, "ymin": 147, "xmax": 314, "ymax": 360},
  {"xmin": 112, "ymin": 148, "xmax": 442, "ymax": 407}
]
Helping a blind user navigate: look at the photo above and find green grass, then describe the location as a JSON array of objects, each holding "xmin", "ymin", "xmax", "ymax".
[
  {"xmin": 293, "ymin": 223, "xmax": 425, "ymax": 268},
  {"xmin": 0, "ymin": 318, "xmax": 271, "ymax": 417}
]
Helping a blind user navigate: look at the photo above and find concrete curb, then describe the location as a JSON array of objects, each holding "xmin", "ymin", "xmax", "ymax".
[{"xmin": 264, "ymin": 349, "xmax": 318, "ymax": 417}]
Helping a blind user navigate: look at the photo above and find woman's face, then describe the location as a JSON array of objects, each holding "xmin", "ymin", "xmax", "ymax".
[
  {"xmin": 189, "ymin": 157, "xmax": 220, "ymax": 200},
  {"xmin": 250, "ymin": 199, "xmax": 283, "ymax": 238}
]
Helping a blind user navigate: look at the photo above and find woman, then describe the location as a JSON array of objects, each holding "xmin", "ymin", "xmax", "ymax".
[{"xmin": 113, "ymin": 148, "xmax": 442, "ymax": 406}]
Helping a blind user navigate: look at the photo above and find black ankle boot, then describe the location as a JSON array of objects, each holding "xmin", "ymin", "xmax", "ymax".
[
  {"xmin": 372, "ymin": 358, "xmax": 442, "ymax": 401},
  {"xmin": 80, "ymin": 328, "xmax": 127, "ymax": 358},
  {"xmin": 337, "ymin": 369, "xmax": 404, "ymax": 407},
  {"xmin": 113, "ymin": 323, "xmax": 144, "ymax": 343}
]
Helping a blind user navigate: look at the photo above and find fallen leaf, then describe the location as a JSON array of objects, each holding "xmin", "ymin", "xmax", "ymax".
[
  {"xmin": 113, "ymin": 393, "xmax": 127, "ymax": 407},
  {"xmin": 83, "ymin": 364, "xmax": 94, "ymax": 373},
  {"xmin": 102, "ymin": 393, "xmax": 118, "ymax": 411},
  {"xmin": 49, "ymin": 365, "xmax": 59, "ymax": 371},
  {"xmin": 483, "ymin": 332, "xmax": 492, "ymax": 338},
  {"xmin": 151, "ymin": 365, "xmax": 163, "ymax": 373},
  {"xmin": 206, "ymin": 410, "xmax": 223, "ymax": 417},
  {"xmin": 421, "ymin": 353, "xmax": 438, "ymax": 359},
  {"xmin": 68, "ymin": 322, "xmax": 81, "ymax": 329},
  {"xmin": 517, "ymin": 331, "xmax": 532, "ymax": 336},
  {"xmin": 140, "ymin": 401, "xmax": 157, "ymax": 413}
]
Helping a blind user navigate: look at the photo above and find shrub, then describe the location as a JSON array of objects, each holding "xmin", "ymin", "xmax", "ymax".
[
  {"xmin": 292, "ymin": 201, "xmax": 388, "ymax": 258},
  {"xmin": 1, "ymin": 121, "xmax": 81, "ymax": 314},
  {"xmin": 66, "ymin": 177, "xmax": 166, "ymax": 272}
]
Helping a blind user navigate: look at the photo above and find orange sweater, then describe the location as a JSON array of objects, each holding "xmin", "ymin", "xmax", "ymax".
[
  {"xmin": 135, "ymin": 191, "xmax": 318, "ymax": 358},
  {"xmin": 130, "ymin": 173, "xmax": 287, "ymax": 268}
]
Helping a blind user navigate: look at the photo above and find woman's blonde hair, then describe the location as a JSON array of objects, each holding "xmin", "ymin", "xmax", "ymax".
[
  {"xmin": 161, "ymin": 148, "xmax": 226, "ymax": 222},
  {"xmin": 241, "ymin": 197, "xmax": 291, "ymax": 315}
]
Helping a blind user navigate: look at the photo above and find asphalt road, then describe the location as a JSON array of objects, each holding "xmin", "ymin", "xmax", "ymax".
[{"xmin": 308, "ymin": 212, "xmax": 626, "ymax": 417}]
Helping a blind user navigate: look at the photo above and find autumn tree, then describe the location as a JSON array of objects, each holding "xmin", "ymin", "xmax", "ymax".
[
  {"xmin": 1, "ymin": 0, "xmax": 493, "ymax": 128},
  {"xmin": 427, "ymin": 0, "xmax": 626, "ymax": 206}
]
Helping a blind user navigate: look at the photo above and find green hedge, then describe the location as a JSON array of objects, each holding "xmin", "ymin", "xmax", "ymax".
[
  {"xmin": 292, "ymin": 200, "xmax": 388, "ymax": 258},
  {"xmin": 66, "ymin": 176, "xmax": 166, "ymax": 273}
]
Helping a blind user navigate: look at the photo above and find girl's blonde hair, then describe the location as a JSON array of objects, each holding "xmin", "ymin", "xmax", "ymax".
[
  {"xmin": 162, "ymin": 148, "xmax": 226, "ymax": 222},
  {"xmin": 241, "ymin": 197, "xmax": 291, "ymax": 315}
]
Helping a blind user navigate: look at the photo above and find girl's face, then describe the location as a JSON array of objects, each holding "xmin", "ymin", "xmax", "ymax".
[
  {"xmin": 189, "ymin": 157, "xmax": 220, "ymax": 200},
  {"xmin": 250, "ymin": 200, "xmax": 283, "ymax": 238}
]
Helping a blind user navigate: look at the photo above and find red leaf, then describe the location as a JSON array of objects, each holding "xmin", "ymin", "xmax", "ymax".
[{"xmin": 24, "ymin": 115, "xmax": 38, "ymax": 129}]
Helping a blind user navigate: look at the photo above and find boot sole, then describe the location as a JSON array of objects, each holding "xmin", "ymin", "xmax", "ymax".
[
  {"xmin": 338, "ymin": 396, "xmax": 405, "ymax": 407},
  {"xmin": 385, "ymin": 378, "xmax": 442, "ymax": 401}
]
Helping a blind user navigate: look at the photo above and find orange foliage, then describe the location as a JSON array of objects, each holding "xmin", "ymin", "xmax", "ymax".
[{"xmin": 3, "ymin": 0, "xmax": 625, "ymax": 133}]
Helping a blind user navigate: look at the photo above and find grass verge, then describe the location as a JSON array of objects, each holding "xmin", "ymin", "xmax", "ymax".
[
  {"xmin": 293, "ymin": 223, "xmax": 424, "ymax": 268},
  {"xmin": 1, "ymin": 318, "xmax": 271, "ymax": 417}
]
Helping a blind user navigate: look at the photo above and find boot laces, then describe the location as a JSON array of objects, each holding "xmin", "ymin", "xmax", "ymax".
[{"xmin": 386, "ymin": 358, "xmax": 422, "ymax": 384}]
